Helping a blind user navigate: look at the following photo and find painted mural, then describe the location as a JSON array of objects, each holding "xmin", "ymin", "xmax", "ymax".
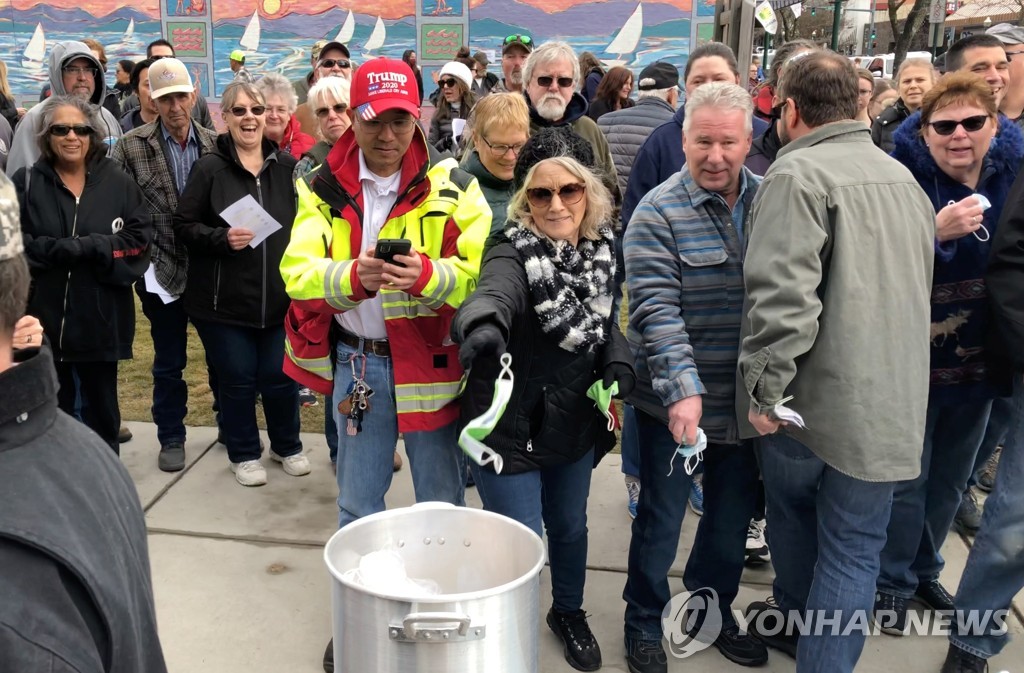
[{"xmin": 0, "ymin": 0, "xmax": 694, "ymax": 99}]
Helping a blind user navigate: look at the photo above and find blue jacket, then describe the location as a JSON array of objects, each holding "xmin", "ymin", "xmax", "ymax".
[
  {"xmin": 622, "ymin": 105, "xmax": 768, "ymax": 230},
  {"xmin": 624, "ymin": 164, "xmax": 762, "ymax": 443},
  {"xmin": 892, "ymin": 112, "xmax": 1024, "ymax": 404}
]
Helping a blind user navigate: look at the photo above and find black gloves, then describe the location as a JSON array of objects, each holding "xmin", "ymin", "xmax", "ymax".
[
  {"xmin": 459, "ymin": 323, "xmax": 506, "ymax": 370},
  {"xmin": 603, "ymin": 362, "xmax": 636, "ymax": 399},
  {"xmin": 52, "ymin": 236, "xmax": 97, "ymax": 265}
]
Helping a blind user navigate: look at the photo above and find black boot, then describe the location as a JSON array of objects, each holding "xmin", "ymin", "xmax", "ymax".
[
  {"xmin": 940, "ymin": 643, "xmax": 988, "ymax": 673},
  {"xmin": 546, "ymin": 607, "xmax": 602, "ymax": 671}
]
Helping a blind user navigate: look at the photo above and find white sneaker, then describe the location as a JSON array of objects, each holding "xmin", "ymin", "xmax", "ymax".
[
  {"xmin": 270, "ymin": 450, "xmax": 311, "ymax": 476},
  {"xmin": 745, "ymin": 518, "xmax": 770, "ymax": 566},
  {"xmin": 230, "ymin": 459, "xmax": 267, "ymax": 487}
]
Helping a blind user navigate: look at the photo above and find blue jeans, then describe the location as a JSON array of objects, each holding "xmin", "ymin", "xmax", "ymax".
[
  {"xmin": 191, "ymin": 319, "xmax": 301, "ymax": 464},
  {"xmin": 878, "ymin": 397, "xmax": 992, "ymax": 598},
  {"xmin": 332, "ymin": 339, "xmax": 465, "ymax": 529},
  {"xmin": 137, "ymin": 285, "xmax": 221, "ymax": 445},
  {"xmin": 968, "ymin": 396, "xmax": 1012, "ymax": 488},
  {"xmin": 623, "ymin": 409, "xmax": 758, "ymax": 640},
  {"xmin": 757, "ymin": 433, "xmax": 894, "ymax": 673},
  {"xmin": 470, "ymin": 449, "xmax": 594, "ymax": 612},
  {"xmin": 951, "ymin": 374, "xmax": 1024, "ymax": 658}
]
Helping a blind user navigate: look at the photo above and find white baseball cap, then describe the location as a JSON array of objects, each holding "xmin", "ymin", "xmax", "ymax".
[{"xmin": 149, "ymin": 57, "xmax": 194, "ymax": 99}]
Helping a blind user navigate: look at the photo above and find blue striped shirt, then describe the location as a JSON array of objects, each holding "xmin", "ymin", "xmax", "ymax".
[{"xmin": 161, "ymin": 122, "xmax": 199, "ymax": 194}]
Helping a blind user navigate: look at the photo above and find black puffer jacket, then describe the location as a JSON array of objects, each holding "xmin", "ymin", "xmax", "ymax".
[
  {"xmin": 452, "ymin": 239, "xmax": 633, "ymax": 474},
  {"xmin": 173, "ymin": 133, "xmax": 298, "ymax": 328},
  {"xmin": 870, "ymin": 97, "xmax": 912, "ymax": 154},
  {"xmin": 13, "ymin": 157, "xmax": 152, "ymax": 362}
]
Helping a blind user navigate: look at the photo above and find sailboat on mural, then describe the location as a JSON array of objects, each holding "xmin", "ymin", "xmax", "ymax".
[
  {"xmin": 363, "ymin": 16, "xmax": 386, "ymax": 53},
  {"xmin": 333, "ymin": 10, "xmax": 355, "ymax": 44},
  {"xmin": 603, "ymin": 2, "xmax": 643, "ymax": 66},
  {"xmin": 119, "ymin": 18, "xmax": 142, "ymax": 47},
  {"xmin": 240, "ymin": 11, "xmax": 261, "ymax": 53},
  {"xmin": 22, "ymin": 23, "xmax": 46, "ymax": 70}
]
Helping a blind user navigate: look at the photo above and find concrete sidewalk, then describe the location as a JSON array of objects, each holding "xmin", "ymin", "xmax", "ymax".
[{"xmin": 120, "ymin": 421, "xmax": 1024, "ymax": 672}]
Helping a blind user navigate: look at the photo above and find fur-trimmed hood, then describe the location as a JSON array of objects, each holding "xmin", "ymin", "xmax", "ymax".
[{"xmin": 891, "ymin": 110, "xmax": 1024, "ymax": 186}]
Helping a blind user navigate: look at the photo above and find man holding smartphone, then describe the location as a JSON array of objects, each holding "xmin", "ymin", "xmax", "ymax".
[{"xmin": 279, "ymin": 56, "xmax": 491, "ymax": 673}]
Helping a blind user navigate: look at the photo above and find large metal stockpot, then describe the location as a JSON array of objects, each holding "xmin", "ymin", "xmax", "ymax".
[{"xmin": 324, "ymin": 502, "xmax": 547, "ymax": 673}]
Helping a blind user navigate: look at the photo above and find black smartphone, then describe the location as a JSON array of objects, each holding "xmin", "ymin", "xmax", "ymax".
[{"xmin": 375, "ymin": 239, "xmax": 412, "ymax": 267}]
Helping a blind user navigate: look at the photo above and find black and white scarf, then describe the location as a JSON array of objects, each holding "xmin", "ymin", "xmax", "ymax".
[{"xmin": 504, "ymin": 223, "xmax": 616, "ymax": 353}]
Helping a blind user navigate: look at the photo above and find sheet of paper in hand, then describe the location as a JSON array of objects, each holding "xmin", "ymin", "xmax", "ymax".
[
  {"xmin": 770, "ymin": 395, "xmax": 806, "ymax": 429},
  {"xmin": 219, "ymin": 194, "xmax": 282, "ymax": 248}
]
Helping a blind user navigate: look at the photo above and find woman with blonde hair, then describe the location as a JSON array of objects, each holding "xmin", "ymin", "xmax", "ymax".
[
  {"xmin": 463, "ymin": 92, "xmax": 530, "ymax": 232},
  {"xmin": 0, "ymin": 61, "xmax": 24, "ymax": 130},
  {"xmin": 855, "ymin": 68, "xmax": 876, "ymax": 126},
  {"xmin": 453, "ymin": 126, "xmax": 634, "ymax": 672},
  {"xmin": 872, "ymin": 56, "xmax": 935, "ymax": 152},
  {"xmin": 293, "ymin": 75, "xmax": 351, "ymax": 180}
]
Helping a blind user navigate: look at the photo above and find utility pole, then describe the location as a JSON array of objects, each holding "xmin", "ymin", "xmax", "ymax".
[
  {"xmin": 831, "ymin": 0, "xmax": 844, "ymax": 51},
  {"xmin": 868, "ymin": 0, "xmax": 876, "ymax": 55}
]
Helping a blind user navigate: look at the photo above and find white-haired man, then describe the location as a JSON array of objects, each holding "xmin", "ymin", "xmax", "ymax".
[{"xmin": 623, "ymin": 82, "xmax": 767, "ymax": 673}]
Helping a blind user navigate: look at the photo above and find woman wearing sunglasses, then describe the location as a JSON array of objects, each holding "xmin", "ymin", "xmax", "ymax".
[
  {"xmin": 453, "ymin": 128, "xmax": 634, "ymax": 672},
  {"xmin": 878, "ymin": 71, "xmax": 1024, "ymax": 628},
  {"xmin": 293, "ymin": 76, "xmax": 352, "ymax": 180},
  {"xmin": 427, "ymin": 60, "xmax": 477, "ymax": 156},
  {"xmin": 12, "ymin": 95, "xmax": 152, "ymax": 451},
  {"xmin": 173, "ymin": 81, "xmax": 310, "ymax": 487}
]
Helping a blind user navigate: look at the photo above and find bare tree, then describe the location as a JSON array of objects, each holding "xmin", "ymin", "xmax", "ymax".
[{"xmin": 888, "ymin": 0, "xmax": 929, "ymax": 73}]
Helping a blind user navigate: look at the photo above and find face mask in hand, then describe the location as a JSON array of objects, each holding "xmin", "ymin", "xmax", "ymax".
[
  {"xmin": 458, "ymin": 352, "xmax": 514, "ymax": 475},
  {"xmin": 667, "ymin": 427, "xmax": 707, "ymax": 478},
  {"xmin": 586, "ymin": 379, "xmax": 619, "ymax": 431}
]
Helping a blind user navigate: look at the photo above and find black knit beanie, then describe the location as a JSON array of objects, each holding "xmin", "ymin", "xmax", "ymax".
[{"xmin": 512, "ymin": 126, "xmax": 596, "ymax": 191}]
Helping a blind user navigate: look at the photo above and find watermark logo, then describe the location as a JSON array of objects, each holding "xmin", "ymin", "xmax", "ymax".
[{"xmin": 661, "ymin": 587, "xmax": 723, "ymax": 659}]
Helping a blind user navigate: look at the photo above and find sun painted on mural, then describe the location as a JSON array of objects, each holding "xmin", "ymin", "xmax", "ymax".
[{"xmin": 2, "ymin": 0, "xmax": 694, "ymax": 97}]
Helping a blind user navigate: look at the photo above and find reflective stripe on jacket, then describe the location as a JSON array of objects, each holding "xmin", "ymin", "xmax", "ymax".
[{"xmin": 279, "ymin": 129, "xmax": 491, "ymax": 430}]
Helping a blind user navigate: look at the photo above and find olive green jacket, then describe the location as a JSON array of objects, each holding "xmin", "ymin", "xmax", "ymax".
[{"xmin": 737, "ymin": 121, "xmax": 935, "ymax": 481}]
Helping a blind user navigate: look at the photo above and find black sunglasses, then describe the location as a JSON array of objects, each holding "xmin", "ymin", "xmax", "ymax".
[
  {"xmin": 504, "ymin": 34, "xmax": 533, "ymax": 45},
  {"xmin": 315, "ymin": 103, "xmax": 349, "ymax": 118},
  {"xmin": 229, "ymin": 105, "xmax": 266, "ymax": 117},
  {"xmin": 319, "ymin": 58, "xmax": 351, "ymax": 70},
  {"xmin": 928, "ymin": 115, "xmax": 989, "ymax": 136},
  {"xmin": 536, "ymin": 75, "xmax": 574, "ymax": 89},
  {"xmin": 439, "ymin": 78, "xmax": 459, "ymax": 88},
  {"xmin": 49, "ymin": 124, "xmax": 93, "ymax": 137},
  {"xmin": 526, "ymin": 183, "xmax": 586, "ymax": 208}
]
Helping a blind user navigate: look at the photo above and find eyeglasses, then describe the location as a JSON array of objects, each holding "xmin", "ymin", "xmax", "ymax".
[
  {"xmin": 439, "ymin": 78, "xmax": 459, "ymax": 88},
  {"xmin": 315, "ymin": 103, "xmax": 349, "ymax": 118},
  {"xmin": 357, "ymin": 117, "xmax": 416, "ymax": 134},
  {"xmin": 536, "ymin": 75, "xmax": 574, "ymax": 89},
  {"xmin": 526, "ymin": 183, "xmax": 586, "ymax": 208},
  {"xmin": 49, "ymin": 124, "xmax": 93, "ymax": 137},
  {"xmin": 62, "ymin": 66, "xmax": 97, "ymax": 77},
  {"xmin": 265, "ymin": 105, "xmax": 289, "ymax": 116},
  {"xmin": 482, "ymin": 137, "xmax": 524, "ymax": 158},
  {"xmin": 1006, "ymin": 50, "xmax": 1024, "ymax": 60},
  {"xmin": 858, "ymin": 88, "xmax": 873, "ymax": 97},
  {"xmin": 504, "ymin": 34, "xmax": 533, "ymax": 46},
  {"xmin": 319, "ymin": 59, "xmax": 351, "ymax": 70},
  {"xmin": 228, "ymin": 105, "xmax": 266, "ymax": 117},
  {"xmin": 927, "ymin": 115, "xmax": 989, "ymax": 136}
]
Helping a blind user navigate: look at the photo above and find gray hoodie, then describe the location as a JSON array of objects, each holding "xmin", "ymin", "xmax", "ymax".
[{"xmin": 6, "ymin": 41, "xmax": 122, "ymax": 177}]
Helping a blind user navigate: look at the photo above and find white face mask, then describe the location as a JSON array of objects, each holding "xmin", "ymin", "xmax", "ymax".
[
  {"xmin": 458, "ymin": 353, "xmax": 514, "ymax": 475},
  {"xmin": 667, "ymin": 428, "xmax": 707, "ymax": 478}
]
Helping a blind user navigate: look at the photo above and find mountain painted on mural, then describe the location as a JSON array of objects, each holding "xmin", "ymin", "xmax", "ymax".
[
  {"xmin": 0, "ymin": 4, "xmax": 159, "ymax": 26},
  {"xmin": 473, "ymin": 0, "xmax": 691, "ymax": 30}
]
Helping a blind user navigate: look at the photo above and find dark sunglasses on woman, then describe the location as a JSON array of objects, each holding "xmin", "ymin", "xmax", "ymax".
[
  {"xmin": 439, "ymin": 78, "xmax": 459, "ymax": 88},
  {"xmin": 315, "ymin": 103, "xmax": 349, "ymax": 118},
  {"xmin": 927, "ymin": 115, "xmax": 989, "ymax": 136},
  {"xmin": 526, "ymin": 183, "xmax": 586, "ymax": 208},
  {"xmin": 229, "ymin": 106, "xmax": 266, "ymax": 117},
  {"xmin": 49, "ymin": 124, "xmax": 93, "ymax": 137}
]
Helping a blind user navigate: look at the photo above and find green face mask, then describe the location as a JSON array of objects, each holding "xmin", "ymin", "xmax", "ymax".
[
  {"xmin": 458, "ymin": 353, "xmax": 514, "ymax": 474},
  {"xmin": 586, "ymin": 379, "xmax": 619, "ymax": 431}
]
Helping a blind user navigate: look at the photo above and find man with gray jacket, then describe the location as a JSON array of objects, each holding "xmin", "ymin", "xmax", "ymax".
[
  {"xmin": 598, "ymin": 61, "xmax": 679, "ymax": 195},
  {"xmin": 6, "ymin": 41, "xmax": 122, "ymax": 176},
  {"xmin": 737, "ymin": 51, "xmax": 935, "ymax": 672}
]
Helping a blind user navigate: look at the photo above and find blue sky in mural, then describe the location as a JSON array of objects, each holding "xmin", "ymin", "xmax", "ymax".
[{"xmin": 0, "ymin": 0, "xmax": 692, "ymax": 97}]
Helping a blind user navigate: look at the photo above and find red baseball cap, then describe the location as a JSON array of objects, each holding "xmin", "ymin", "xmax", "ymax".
[{"xmin": 351, "ymin": 57, "xmax": 420, "ymax": 121}]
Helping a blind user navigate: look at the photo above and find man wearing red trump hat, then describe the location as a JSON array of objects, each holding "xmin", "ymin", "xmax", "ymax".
[{"xmin": 279, "ymin": 56, "xmax": 491, "ymax": 672}]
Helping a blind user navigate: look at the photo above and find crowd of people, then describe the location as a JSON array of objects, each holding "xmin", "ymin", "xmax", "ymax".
[{"xmin": 1, "ymin": 22, "xmax": 1024, "ymax": 673}]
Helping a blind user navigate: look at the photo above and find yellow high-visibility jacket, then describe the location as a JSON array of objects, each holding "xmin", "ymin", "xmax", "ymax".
[{"xmin": 279, "ymin": 130, "xmax": 491, "ymax": 431}]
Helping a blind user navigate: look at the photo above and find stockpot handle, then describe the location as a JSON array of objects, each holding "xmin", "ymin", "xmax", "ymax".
[{"xmin": 403, "ymin": 612, "xmax": 472, "ymax": 637}]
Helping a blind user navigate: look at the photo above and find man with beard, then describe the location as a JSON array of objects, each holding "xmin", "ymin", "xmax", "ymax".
[{"xmin": 492, "ymin": 34, "xmax": 532, "ymax": 93}]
